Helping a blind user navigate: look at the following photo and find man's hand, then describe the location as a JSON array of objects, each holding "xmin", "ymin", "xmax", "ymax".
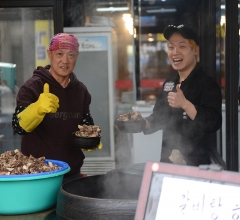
[
  {"xmin": 17, "ymin": 83, "xmax": 59, "ymax": 132},
  {"xmin": 167, "ymin": 84, "xmax": 186, "ymax": 108},
  {"xmin": 37, "ymin": 83, "xmax": 59, "ymax": 115},
  {"xmin": 168, "ymin": 84, "xmax": 197, "ymax": 120}
]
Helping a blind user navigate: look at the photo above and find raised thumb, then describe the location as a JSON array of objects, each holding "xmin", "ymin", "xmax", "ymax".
[{"xmin": 43, "ymin": 83, "xmax": 49, "ymax": 93}]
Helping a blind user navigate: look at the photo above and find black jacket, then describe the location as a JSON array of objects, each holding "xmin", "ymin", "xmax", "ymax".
[
  {"xmin": 145, "ymin": 63, "xmax": 222, "ymax": 166},
  {"xmin": 12, "ymin": 65, "xmax": 92, "ymax": 175}
]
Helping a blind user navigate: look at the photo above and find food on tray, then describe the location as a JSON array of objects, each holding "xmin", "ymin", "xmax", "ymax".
[
  {"xmin": 75, "ymin": 124, "xmax": 101, "ymax": 137},
  {"xmin": 0, "ymin": 149, "xmax": 60, "ymax": 175},
  {"xmin": 117, "ymin": 111, "xmax": 143, "ymax": 121}
]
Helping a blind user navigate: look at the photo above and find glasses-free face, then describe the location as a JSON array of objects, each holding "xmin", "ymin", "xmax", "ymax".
[
  {"xmin": 167, "ymin": 32, "xmax": 199, "ymax": 75},
  {"xmin": 47, "ymin": 49, "xmax": 79, "ymax": 79},
  {"xmin": 53, "ymin": 50, "xmax": 78, "ymax": 60}
]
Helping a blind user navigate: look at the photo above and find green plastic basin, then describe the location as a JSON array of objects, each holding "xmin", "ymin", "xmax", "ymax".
[{"xmin": 0, "ymin": 159, "xmax": 70, "ymax": 215}]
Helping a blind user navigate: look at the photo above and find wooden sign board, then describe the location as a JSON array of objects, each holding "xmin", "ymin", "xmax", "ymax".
[{"xmin": 134, "ymin": 162, "xmax": 240, "ymax": 220}]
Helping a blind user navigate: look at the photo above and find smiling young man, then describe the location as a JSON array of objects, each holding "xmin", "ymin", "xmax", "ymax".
[
  {"xmin": 143, "ymin": 24, "xmax": 222, "ymax": 166},
  {"xmin": 12, "ymin": 33, "xmax": 97, "ymax": 183}
]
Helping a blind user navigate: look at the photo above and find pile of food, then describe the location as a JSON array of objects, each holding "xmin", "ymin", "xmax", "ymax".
[
  {"xmin": 0, "ymin": 149, "xmax": 60, "ymax": 175},
  {"xmin": 117, "ymin": 112, "xmax": 143, "ymax": 121},
  {"xmin": 75, "ymin": 124, "xmax": 101, "ymax": 137},
  {"xmin": 116, "ymin": 112, "xmax": 145, "ymax": 133}
]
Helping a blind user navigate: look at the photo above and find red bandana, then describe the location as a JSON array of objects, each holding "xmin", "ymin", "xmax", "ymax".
[{"xmin": 49, "ymin": 33, "xmax": 79, "ymax": 52}]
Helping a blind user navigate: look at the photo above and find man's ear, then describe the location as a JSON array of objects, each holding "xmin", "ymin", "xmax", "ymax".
[
  {"xmin": 194, "ymin": 45, "xmax": 199, "ymax": 55},
  {"xmin": 47, "ymin": 49, "xmax": 51, "ymax": 59}
]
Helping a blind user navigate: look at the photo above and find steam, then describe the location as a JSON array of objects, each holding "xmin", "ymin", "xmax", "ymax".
[{"xmin": 114, "ymin": 123, "xmax": 133, "ymax": 168}]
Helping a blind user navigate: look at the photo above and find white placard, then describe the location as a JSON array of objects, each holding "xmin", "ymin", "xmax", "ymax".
[{"xmin": 156, "ymin": 177, "xmax": 240, "ymax": 220}]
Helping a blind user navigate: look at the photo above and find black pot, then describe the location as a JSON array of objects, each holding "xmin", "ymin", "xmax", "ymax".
[{"xmin": 56, "ymin": 164, "xmax": 145, "ymax": 220}]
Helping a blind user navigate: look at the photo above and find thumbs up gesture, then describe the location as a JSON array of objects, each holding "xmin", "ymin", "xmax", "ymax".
[
  {"xmin": 167, "ymin": 84, "xmax": 186, "ymax": 108},
  {"xmin": 37, "ymin": 83, "xmax": 59, "ymax": 115},
  {"xmin": 17, "ymin": 83, "xmax": 60, "ymax": 132}
]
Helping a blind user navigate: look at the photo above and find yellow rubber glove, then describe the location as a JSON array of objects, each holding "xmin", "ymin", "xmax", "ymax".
[
  {"xmin": 97, "ymin": 142, "xmax": 103, "ymax": 150},
  {"xmin": 81, "ymin": 142, "xmax": 103, "ymax": 152},
  {"xmin": 17, "ymin": 83, "xmax": 59, "ymax": 132}
]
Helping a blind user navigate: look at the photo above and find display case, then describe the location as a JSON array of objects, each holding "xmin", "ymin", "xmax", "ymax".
[{"xmin": 64, "ymin": 27, "xmax": 117, "ymax": 175}]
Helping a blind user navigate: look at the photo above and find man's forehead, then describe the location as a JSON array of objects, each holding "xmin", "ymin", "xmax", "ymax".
[{"xmin": 167, "ymin": 39, "xmax": 189, "ymax": 45}]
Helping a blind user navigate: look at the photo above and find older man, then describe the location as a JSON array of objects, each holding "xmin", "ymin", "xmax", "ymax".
[{"xmin": 12, "ymin": 33, "xmax": 97, "ymax": 182}]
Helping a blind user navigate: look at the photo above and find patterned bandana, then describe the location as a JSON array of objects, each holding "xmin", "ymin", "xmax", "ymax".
[{"xmin": 48, "ymin": 33, "xmax": 79, "ymax": 52}]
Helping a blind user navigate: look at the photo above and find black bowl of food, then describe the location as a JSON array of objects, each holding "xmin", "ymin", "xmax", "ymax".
[
  {"xmin": 116, "ymin": 119, "xmax": 146, "ymax": 133},
  {"xmin": 72, "ymin": 133, "xmax": 101, "ymax": 149},
  {"xmin": 116, "ymin": 112, "xmax": 146, "ymax": 133},
  {"xmin": 72, "ymin": 125, "xmax": 102, "ymax": 149}
]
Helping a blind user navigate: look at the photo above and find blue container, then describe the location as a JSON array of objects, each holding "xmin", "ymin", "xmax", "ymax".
[
  {"xmin": 0, "ymin": 62, "xmax": 16, "ymax": 90},
  {"xmin": 0, "ymin": 159, "xmax": 70, "ymax": 215}
]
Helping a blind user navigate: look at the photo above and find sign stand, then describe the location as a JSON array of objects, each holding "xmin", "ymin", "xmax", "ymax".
[{"xmin": 135, "ymin": 162, "xmax": 240, "ymax": 220}]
